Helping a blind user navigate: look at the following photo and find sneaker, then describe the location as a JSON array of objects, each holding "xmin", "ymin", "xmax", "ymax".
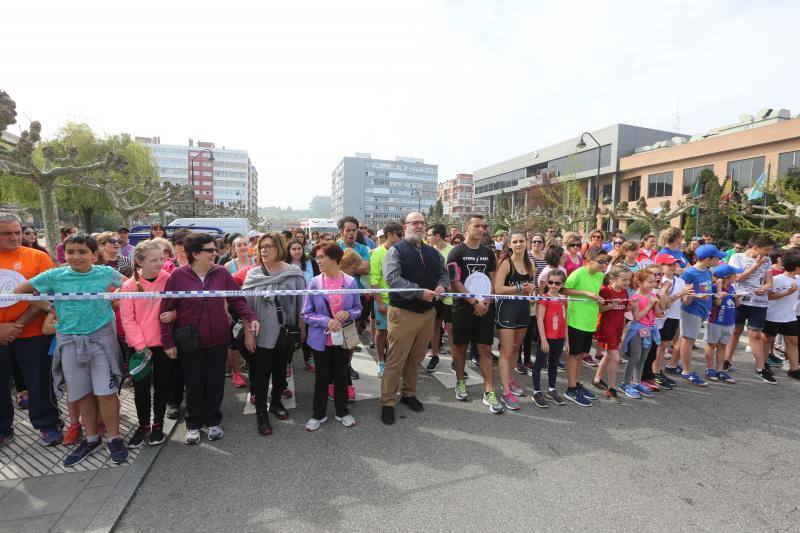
[
  {"xmin": 335, "ymin": 414, "xmax": 357, "ymax": 427},
  {"xmin": 508, "ymin": 378, "xmax": 524, "ymax": 397},
  {"xmin": 483, "ymin": 389, "xmax": 504, "ymax": 414},
  {"xmin": 426, "ymin": 355, "xmax": 440, "ymax": 373},
  {"xmin": 642, "ymin": 378, "xmax": 661, "ymax": 391},
  {"xmin": 37, "ymin": 426, "xmax": 62, "ymax": 446},
  {"xmin": 782, "ymin": 358, "xmax": 791, "ymax": 372},
  {"xmin": 681, "ymin": 371, "xmax": 708, "ymax": 386},
  {"xmin": 622, "ymin": 384, "xmax": 641, "ymax": 399},
  {"xmin": 305, "ymin": 358, "xmax": 316, "ymax": 372},
  {"xmin": 664, "ymin": 364, "xmax": 683, "ymax": 375},
  {"xmin": 281, "ymin": 388, "xmax": 293, "ymax": 400},
  {"xmin": 787, "ymin": 368, "xmax": 800, "ymax": 381},
  {"xmin": 531, "ymin": 391, "xmax": 548, "ymax": 408},
  {"xmin": 231, "ymin": 371, "xmax": 247, "ymax": 388},
  {"xmin": 606, "ymin": 388, "xmax": 620, "ymax": 404},
  {"xmin": 557, "ymin": 360, "xmax": 566, "ymax": 371},
  {"xmin": 381, "ymin": 406, "xmax": 395, "ymax": 425},
  {"xmin": 582, "ymin": 354, "xmax": 598, "ymax": 367},
  {"xmin": 328, "ymin": 384, "xmax": 335, "ymax": 400},
  {"xmin": 347, "ymin": 385, "xmax": 357, "ymax": 402},
  {"xmin": 207, "ymin": 425, "xmax": 224, "ymax": 441},
  {"xmin": 722, "ymin": 360, "xmax": 732, "ymax": 371},
  {"xmin": 634, "ymin": 383, "xmax": 655, "ymax": 398},
  {"xmin": 166, "ymin": 404, "xmax": 180, "ymax": 420},
  {"xmin": 576, "ymin": 384, "xmax": 597, "ymax": 400},
  {"xmin": 547, "ymin": 389, "xmax": 565, "ymax": 405},
  {"xmin": 306, "ymin": 416, "xmax": 328, "ymax": 431},
  {"xmin": 249, "ymin": 394, "xmax": 256, "ymax": 406},
  {"xmin": 377, "ymin": 361, "xmax": 385, "ymax": 378},
  {"xmin": 658, "ymin": 372, "xmax": 676, "ymax": 387},
  {"xmin": 107, "ymin": 437, "xmax": 128, "ymax": 464},
  {"xmin": 525, "ymin": 360, "xmax": 534, "ymax": 371},
  {"xmin": 704, "ymin": 369, "xmax": 719, "ymax": 382},
  {"xmin": 502, "ymin": 390, "xmax": 521, "ymax": 410},
  {"xmin": 653, "ymin": 374, "xmax": 674, "ymax": 390},
  {"xmin": 455, "ymin": 379, "xmax": 469, "ymax": 401},
  {"xmin": 269, "ymin": 400, "xmax": 289, "ymax": 420},
  {"xmin": 767, "ymin": 355, "xmax": 784, "ymax": 368},
  {"xmin": 718, "ymin": 371, "xmax": 736, "ymax": 384},
  {"xmin": 756, "ymin": 367, "xmax": 777, "ymax": 385},
  {"xmin": 369, "ymin": 338, "xmax": 376, "ymax": 349},
  {"xmin": 469, "ymin": 356, "xmax": 480, "ymax": 368},
  {"xmin": 257, "ymin": 414, "xmax": 273, "ymax": 436},
  {"xmin": 353, "ymin": 345, "xmax": 362, "ymax": 352},
  {"xmin": 400, "ymin": 395, "xmax": 424, "ymax": 412},
  {"xmin": 0, "ymin": 429, "xmax": 14, "ymax": 447},
  {"xmin": 63, "ymin": 423, "xmax": 82, "ymax": 446},
  {"xmin": 148, "ymin": 424, "xmax": 166, "ymax": 446},
  {"xmin": 592, "ymin": 379, "xmax": 608, "ymax": 391},
  {"xmin": 185, "ymin": 429, "xmax": 201, "ymax": 445},
  {"xmin": 348, "ymin": 366, "xmax": 360, "ymax": 380},
  {"xmin": 565, "ymin": 388, "xmax": 592, "ymax": 407},
  {"xmin": 286, "ymin": 365, "xmax": 293, "ymax": 378},
  {"xmin": 126, "ymin": 425, "xmax": 150, "ymax": 449},
  {"xmin": 515, "ymin": 363, "xmax": 528, "ymax": 375},
  {"xmin": 64, "ymin": 437, "xmax": 102, "ymax": 466},
  {"xmin": 16, "ymin": 391, "xmax": 29, "ymax": 410}
]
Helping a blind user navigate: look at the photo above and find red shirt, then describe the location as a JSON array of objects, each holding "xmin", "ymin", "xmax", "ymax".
[
  {"xmin": 594, "ymin": 285, "xmax": 627, "ymax": 348},
  {"xmin": 539, "ymin": 299, "xmax": 567, "ymax": 339}
]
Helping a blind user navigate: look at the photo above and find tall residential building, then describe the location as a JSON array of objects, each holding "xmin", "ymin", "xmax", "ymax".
[
  {"xmin": 437, "ymin": 173, "xmax": 487, "ymax": 217},
  {"xmin": 136, "ymin": 137, "xmax": 259, "ymax": 211},
  {"xmin": 331, "ymin": 153, "xmax": 438, "ymax": 226}
]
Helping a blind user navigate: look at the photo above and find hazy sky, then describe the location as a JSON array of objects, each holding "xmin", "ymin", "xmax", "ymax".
[{"xmin": 4, "ymin": 0, "xmax": 798, "ymax": 209}]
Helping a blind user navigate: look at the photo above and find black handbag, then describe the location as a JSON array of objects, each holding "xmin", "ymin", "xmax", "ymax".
[
  {"xmin": 275, "ymin": 303, "xmax": 301, "ymax": 353},
  {"xmin": 173, "ymin": 324, "xmax": 199, "ymax": 352}
]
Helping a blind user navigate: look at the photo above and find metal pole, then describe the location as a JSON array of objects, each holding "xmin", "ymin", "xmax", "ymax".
[
  {"xmin": 190, "ymin": 153, "xmax": 196, "ymax": 216},
  {"xmin": 762, "ymin": 163, "xmax": 770, "ymax": 230},
  {"xmin": 594, "ymin": 146, "xmax": 601, "ymax": 230}
]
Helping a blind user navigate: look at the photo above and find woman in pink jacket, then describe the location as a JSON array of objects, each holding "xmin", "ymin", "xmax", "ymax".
[{"xmin": 120, "ymin": 240, "xmax": 175, "ymax": 448}]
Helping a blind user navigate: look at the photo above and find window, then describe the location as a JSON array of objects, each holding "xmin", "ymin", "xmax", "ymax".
[
  {"xmin": 779, "ymin": 151, "xmax": 800, "ymax": 178},
  {"xmin": 682, "ymin": 165, "xmax": 713, "ymax": 194},
  {"xmin": 727, "ymin": 156, "xmax": 765, "ymax": 189},
  {"xmin": 627, "ymin": 178, "xmax": 641, "ymax": 201},
  {"xmin": 601, "ymin": 184, "xmax": 613, "ymax": 204},
  {"xmin": 648, "ymin": 171, "xmax": 673, "ymax": 198}
]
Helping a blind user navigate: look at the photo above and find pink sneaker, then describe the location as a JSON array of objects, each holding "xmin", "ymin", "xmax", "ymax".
[
  {"xmin": 305, "ymin": 359, "xmax": 316, "ymax": 372},
  {"xmin": 347, "ymin": 385, "xmax": 356, "ymax": 402},
  {"xmin": 249, "ymin": 394, "xmax": 256, "ymax": 405},
  {"xmin": 328, "ymin": 384, "xmax": 334, "ymax": 400},
  {"xmin": 282, "ymin": 388, "xmax": 293, "ymax": 400},
  {"xmin": 231, "ymin": 372, "xmax": 247, "ymax": 388},
  {"xmin": 286, "ymin": 365, "xmax": 293, "ymax": 378},
  {"xmin": 582, "ymin": 354, "xmax": 599, "ymax": 367}
]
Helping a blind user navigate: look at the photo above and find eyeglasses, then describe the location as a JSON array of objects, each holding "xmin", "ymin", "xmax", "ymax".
[
  {"xmin": 200, "ymin": 247, "xmax": 217, "ymax": 254},
  {"xmin": 595, "ymin": 259, "xmax": 610, "ymax": 265},
  {"xmin": 568, "ymin": 243, "xmax": 581, "ymax": 248},
  {"xmin": 259, "ymin": 244, "xmax": 275, "ymax": 251},
  {"xmin": 406, "ymin": 220, "xmax": 425, "ymax": 226},
  {"xmin": 106, "ymin": 239, "xmax": 121, "ymax": 245},
  {"xmin": 532, "ymin": 240, "xmax": 544, "ymax": 244},
  {"xmin": 547, "ymin": 280, "xmax": 563, "ymax": 286},
  {"xmin": 613, "ymin": 241, "xmax": 624, "ymax": 245},
  {"xmin": 315, "ymin": 256, "xmax": 327, "ymax": 262}
]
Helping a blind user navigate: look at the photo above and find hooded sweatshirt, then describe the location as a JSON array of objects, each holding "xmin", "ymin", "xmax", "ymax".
[
  {"xmin": 242, "ymin": 263, "xmax": 306, "ymax": 349},
  {"xmin": 160, "ymin": 264, "xmax": 256, "ymax": 350},
  {"xmin": 120, "ymin": 269, "xmax": 171, "ymax": 351}
]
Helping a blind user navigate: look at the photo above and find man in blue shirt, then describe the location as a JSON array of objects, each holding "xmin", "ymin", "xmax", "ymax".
[{"xmin": 359, "ymin": 225, "xmax": 377, "ymax": 250}]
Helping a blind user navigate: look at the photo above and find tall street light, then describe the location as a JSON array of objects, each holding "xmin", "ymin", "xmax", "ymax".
[
  {"xmin": 412, "ymin": 190, "xmax": 421, "ymax": 212},
  {"xmin": 190, "ymin": 148, "xmax": 214, "ymax": 216},
  {"xmin": 576, "ymin": 132, "xmax": 602, "ymax": 230}
]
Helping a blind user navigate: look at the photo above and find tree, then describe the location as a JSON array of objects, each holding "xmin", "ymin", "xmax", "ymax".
[
  {"xmin": 729, "ymin": 166, "xmax": 800, "ymax": 242},
  {"xmin": 681, "ymin": 169, "xmax": 731, "ymax": 244},
  {"xmin": 606, "ymin": 196, "xmax": 701, "ymax": 236},
  {"xmin": 522, "ymin": 178, "xmax": 594, "ymax": 233}
]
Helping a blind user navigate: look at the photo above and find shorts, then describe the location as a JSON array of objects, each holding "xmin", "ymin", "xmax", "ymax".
[
  {"xmin": 735, "ymin": 305, "xmax": 767, "ymax": 331},
  {"xmin": 496, "ymin": 300, "xmax": 531, "ymax": 330},
  {"xmin": 659, "ymin": 317, "xmax": 680, "ymax": 342},
  {"xmin": 435, "ymin": 300, "xmax": 452, "ymax": 323},
  {"xmin": 373, "ymin": 301, "xmax": 388, "ymax": 331},
  {"xmin": 680, "ymin": 310, "xmax": 703, "ymax": 340},
  {"xmin": 705, "ymin": 323, "xmax": 734, "ymax": 345},
  {"xmin": 568, "ymin": 326, "xmax": 594, "ymax": 355},
  {"xmin": 763, "ymin": 320, "xmax": 798, "ymax": 338},
  {"xmin": 59, "ymin": 324, "xmax": 123, "ymax": 400},
  {"xmin": 452, "ymin": 301, "xmax": 496, "ymax": 346}
]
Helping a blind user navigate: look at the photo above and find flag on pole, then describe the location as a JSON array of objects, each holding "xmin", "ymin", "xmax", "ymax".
[
  {"xmin": 720, "ymin": 176, "xmax": 733, "ymax": 204},
  {"xmin": 690, "ymin": 176, "xmax": 702, "ymax": 215},
  {"xmin": 748, "ymin": 171, "xmax": 767, "ymax": 201}
]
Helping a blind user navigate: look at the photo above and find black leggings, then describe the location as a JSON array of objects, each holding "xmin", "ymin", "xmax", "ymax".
[
  {"xmin": 252, "ymin": 346, "xmax": 288, "ymax": 416},
  {"xmin": 313, "ymin": 346, "xmax": 349, "ymax": 420},
  {"xmin": 532, "ymin": 338, "xmax": 563, "ymax": 392},
  {"xmin": 132, "ymin": 347, "xmax": 173, "ymax": 427}
]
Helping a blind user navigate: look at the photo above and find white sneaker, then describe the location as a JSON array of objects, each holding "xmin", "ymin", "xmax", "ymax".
[
  {"xmin": 305, "ymin": 417, "xmax": 327, "ymax": 431},
  {"xmin": 782, "ymin": 358, "xmax": 791, "ymax": 372},
  {"xmin": 207, "ymin": 426, "xmax": 224, "ymax": 441},
  {"xmin": 335, "ymin": 414, "xmax": 356, "ymax": 427},
  {"xmin": 185, "ymin": 429, "xmax": 200, "ymax": 445}
]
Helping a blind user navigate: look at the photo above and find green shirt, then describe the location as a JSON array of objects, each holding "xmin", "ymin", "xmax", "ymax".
[
  {"xmin": 565, "ymin": 266, "xmax": 604, "ymax": 332},
  {"xmin": 433, "ymin": 243, "xmax": 454, "ymax": 305},
  {"xmin": 29, "ymin": 265, "xmax": 123, "ymax": 335},
  {"xmin": 724, "ymin": 248, "xmax": 736, "ymax": 263},
  {"xmin": 369, "ymin": 245, "xmax": 391, "ymax": 303}
]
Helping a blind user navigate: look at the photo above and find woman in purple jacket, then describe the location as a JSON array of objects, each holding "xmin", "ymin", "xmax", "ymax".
[
  {"xmin": 301, "ymin": 243, "xmax": 362, "ymax": 431},
  {"xmin": 160, "ymin": 233, "xmax": 259, "ymax": 445}
]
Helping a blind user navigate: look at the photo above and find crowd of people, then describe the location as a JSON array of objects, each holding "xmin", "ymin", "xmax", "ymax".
[{"xmin": 2, "ymin": 211, "xmax": 799, "ymax": 468}]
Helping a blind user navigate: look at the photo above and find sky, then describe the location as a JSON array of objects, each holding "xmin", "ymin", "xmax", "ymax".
[{"xmin": 4, "ymin": 0, "xmax": 798, "ymax": 210}]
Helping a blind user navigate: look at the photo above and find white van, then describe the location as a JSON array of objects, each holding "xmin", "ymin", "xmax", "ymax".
[{"xmin": 170, "ymin": 217, "xmax": 250, "ymax": 236}]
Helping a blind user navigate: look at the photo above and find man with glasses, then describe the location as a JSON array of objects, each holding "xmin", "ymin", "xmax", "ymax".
[
  {"xmin": 359, "ymin": 225, "xmax": 376, "ymax": 250},
  {"xmin": 381, "ymin": 212, "xmax": 448, "ymax": 425},
  {"xmin": 425, "ymin": 224, "xmax": 454, "ymax": 373}
]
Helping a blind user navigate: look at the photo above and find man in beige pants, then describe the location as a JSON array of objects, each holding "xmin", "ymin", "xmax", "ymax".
[{"xmin": 381, "ymin": 212, "xmax": 449, "ymax": 425}]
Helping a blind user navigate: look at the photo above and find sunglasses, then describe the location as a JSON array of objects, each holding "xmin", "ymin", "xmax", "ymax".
[
  {"xmin": 547, "ymin": 280, "xmax": 563, "ymax": 286},
  {"xmin": 614, "ymin": 241, "xmax": 624, "ymax": 245},
  {"xmin": 200, "ymin": 247, "xmax": 217, "ymax": 254},
  {"xmin": 532, "ymin": 240, "xmax": 544, "ymax": 244},
  {"xmin": 591, "ymin": 235, "xmax": 602, "ymax": 240},
  {"xmin": 568, "ymin": 243, "xmax": 581, "ymax": 248},
  {"xmin": 23, "ymin": 230, "xmax": 36, "ymax": 235},
  {"xmin": 106, "ymin": 239, "xmax": 121, "ymax": 245},
  {"xmin": 595, "ymin": 259, "xmax": 610, "ymax": 265}
]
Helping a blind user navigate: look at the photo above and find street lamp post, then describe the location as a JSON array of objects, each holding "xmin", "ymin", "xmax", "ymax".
[
  {"xmin": 189, "ymin": 148, "xmax": 214, "ymax": 216},
  {"xmin": 576, "ymin": 132, "xmax": 602, "ymax": 230},
  {"xmin": 412, "ymin": 190, "xmax": 421, "ymax": 212}
]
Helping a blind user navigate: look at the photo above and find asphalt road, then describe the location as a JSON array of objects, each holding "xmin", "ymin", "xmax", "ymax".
[{"xmin": 116, "ymin": 347, "xmax": 800, "ymax": 533}]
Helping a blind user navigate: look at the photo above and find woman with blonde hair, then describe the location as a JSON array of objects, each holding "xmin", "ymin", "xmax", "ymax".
[{"xmin": 96, "ymin": 231, "xmax": 132, "ymax": 273}]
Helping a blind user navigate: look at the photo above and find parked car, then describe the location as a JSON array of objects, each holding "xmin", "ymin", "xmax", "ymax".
[{"xmin": 128, "ymin": 225, "xmax": 225, "ymax": 246}]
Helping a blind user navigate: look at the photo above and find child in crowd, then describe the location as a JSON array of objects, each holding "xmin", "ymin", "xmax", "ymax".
[
  {"xmin": 531, "ymin": 270, "xmax": 568, "ymax": 408},
  {"xmin": 15, "ymin": 234, "xmax": 127, "ymax": 467},
  {"xmin": 704, "ymin": 264, "xmax": 741, "ymax": 383},
  {"xmin": 654, "ymin": 254, "xmax": 691, "ymax": 389},
  {"xmin": 563, "ymin": 247, "xmax": 608, "ymax": 407},
  {"xmin": 621, "ymin": 269, "xmax": 662, "ymax": 399},
  {"xmin": 592, "ymin": 265, "xmax": 632, "ymax": 403},
  {"xmin": 763, "ymin": 249, "xmax": 800, "ymax": 380}
]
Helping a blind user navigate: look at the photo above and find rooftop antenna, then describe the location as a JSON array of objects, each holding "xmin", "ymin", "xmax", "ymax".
[{"xmin": 672, "ymin": 93, "xmax": 681, "ymax": 133}]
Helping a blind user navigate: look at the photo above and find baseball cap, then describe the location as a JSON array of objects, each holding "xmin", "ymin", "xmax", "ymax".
[
  {"xmin": 128, "ymin": 350, "xmax": 152, "ymax": 382},
  {"xmin": 376, "ymin": 229, "xmax": 384, "ymax": 238},
  {"xmin": 712, "ymin": 264, "xmax": 744, "ymax": 278},
  {"xmin": 117, "ymin": 226, "xmax": 130, "ymax": 233},
  {"xmin": 696, "ymin": 244, "xmax": 726, "ymax": 260},
  {"xmin": 247, "ymin": 230, "xmax": 260, "ymax": 239},
  {"xmin": 655, "ymin": 253, "xmax": 679, "ymax": 265}
]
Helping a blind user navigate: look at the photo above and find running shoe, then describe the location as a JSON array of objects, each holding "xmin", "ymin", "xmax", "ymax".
[
  {"xmin": 40, "ymin": 427, "xmax": 63, "ymax": 447},
  {"xmin": 282, "ymin": 388, "xmax": 293, "ymax": 400},
  {"xmin": 704, "ymin": 369, "xmax": 719, "ymax": 382},
  {"xmin": 126, "ymin": 425, "xmax": 149, "ymax": 449},
  {"xmin": 756, "ymin": 367, "xmax": 777, "ymax": 385},
  {"xmin": 582, "ymin": 354, "xmax": 599, "ymax": 367},
  {"xmin": 622, "ymin": 384, "xmax": 640, "ymax": 399},
  {"xmin": 515, "ymin": 362, "xmax": 528, "ymax": 375},
  {"xmin": 576, "ymin": 384, "xmax": 597, "ymax": 400},
  {"xmin": 166, "ymin": 404, "xmax": 180, "ymax": 420},
  {"xmin": 469, "ymin": 356, "xmax": 480, "ymax": 368},
  {"xmin": 718, "ymin": 371, "xmax": 736, "ymax": 384},
  {"xmin": 565, "ymin": 388, "xmax": 591, "ymax": 407},
  {"xmin": 782, "ymin": 358, "xmax": 791, "ymax": 372},
  {"xmin": 455, "ymin": 379, "xmax": 469, "ymax": 401},
  {"xmin": 681, "ymin": 371, "xmax": 707, "ymax": 386},
  {"xmin": 634, "ymin": 383, "xmax": 655, "ymax": 398},
  {"xmin": 16, "ymin": 392, "xmax": 29, "ymax": 410},
  {"xmin": 653, "ymin": 374, "xmax": 673, "ymax": 390},
  {"xmin": 377, "ymin": 361, "xmax": 385, "ymax": 378},
  {"xmin": 531, "ymin": 391, "xmax": 548, "ymax": 408},
  {"xmin": 426, "ymin": 355, "xmax": 440, "ymax": 373},
  {"xmin": 347, "ymin": 385, "xmax": 357, "ymax": 402},
  {"xmin": 231, "ymin": 372, "xmax": 247, "ymax": 388},
  {"xmin": 63, "ymin": 423, "xmax": 82, "ymax": 446},
  {"xmin": 257, "ymin": 414, "xmax": 273, "ymax": 436},
  {"xmin": 207, "ymin": 426, "xmax": 224, "ymax": 441},
  {"xmin": 722, "ymin": 360, "xmax": 732, "ymax": 371},
  {"xmin": 525, "ymin": 360, "xmax": 535, "ymax": 371},
  {"xmin": 642, "ymin": 378, "xmax": 661, "ymax": 391},
  {"xmin": 349, "ymin": 366, "xmax": 360, "ymax": 380},
  {"xmin": 664, "ymin": 363, "xmax": 683, "ymax": 375},
  {"xmin": 767, "ymin": 355, "xmax": 784, "ymax": 368},
  {"xmin": 483, "ymin": 389, "xmax": 504, "ymax": 414},
  {"xmin": 107, "ymin": 437, "xmax": 129, "ymax": 464},
  {"xmin": 557, "ymin": 360, "xmax": 566, "ymax": 371},
  {"xmin": 369, "ymin": 338, "xmax": 376, "ymax": 349},
  {"xmin": 64, "ymin": 437, "xmax": 102, "ymax": 466},
  {"xmin": 335, "ymin": 414, "xmax": 357, "ymax": 427},
  {"xmin": 399, "ymin": 395, "xmax": 424, "ymax": 411},
  {"xmin": 787, "ymin": 368, "xmax": 800, "ymax": 381},
  {"xmin": 305, "ymin": 417, "xmax": 327, "ymax": 431},
  {"xmin": 659, "ymin": 372, "xmax": 677, "ymax": 387},
  {"xmin": 305, "ymin": 358, "xmax": 316, "ymax": 372},
  {"xmin": 547, "ymin": 389, "xmax": 565, "ymax": 405},
  {"xmin": 148, "ymin": 424, "xmax": 166, "ymax": 446},
  {"xmin": 502, "ymin": 390, "xmax": 520, "ymax": 410},
  {"xmin": 508, "ymin": 378, "xmax": 524, "ymax": 397},
  {"xmin": 185, "ymin": 429, "xmax": 201, "ymax": 445},
  {"xmin": 605, "ymin": 388, "xmax": 620, "ymax": 404},
  {"xmin": 592, "ymin": 379, "xmax": 608, "ymax": 391}
]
